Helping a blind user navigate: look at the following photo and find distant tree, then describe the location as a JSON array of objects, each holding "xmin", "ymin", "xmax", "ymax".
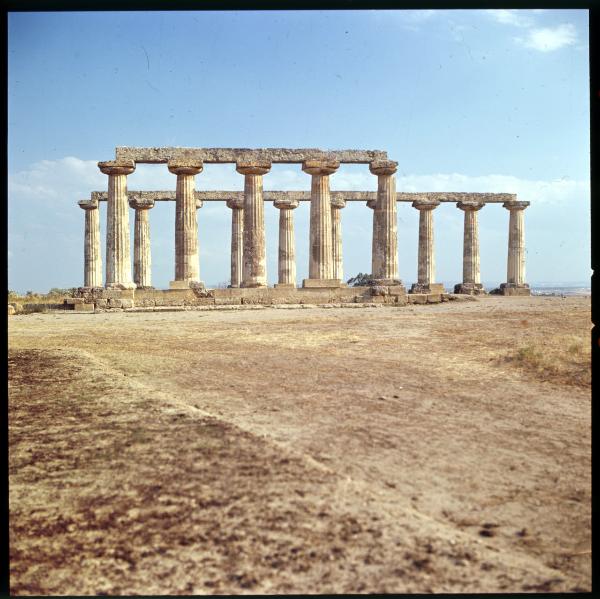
[
  {"xmin": 215, "ymin": 280, "xmax": 230, "ymax": 289},
  {"xmin": 346, "ymin": 272, "xmax": 373, "ymax": 287}
]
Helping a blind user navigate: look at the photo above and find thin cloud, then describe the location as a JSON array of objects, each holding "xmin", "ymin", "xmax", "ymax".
[
  {"xmin": 485, "ymin": 9, "xmax": 533, "ymax": 28},
  {"xmin": 516, "ymin": 23, "xmax": 578, "ymax": 52}
]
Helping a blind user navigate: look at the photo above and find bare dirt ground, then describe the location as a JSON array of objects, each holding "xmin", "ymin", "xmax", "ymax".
[{"xmin": 8, "ymin": 296, "xmax": 591, "ymax": 594}]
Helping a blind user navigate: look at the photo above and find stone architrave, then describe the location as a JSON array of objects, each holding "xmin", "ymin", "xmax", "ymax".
[
  {"xmin": 498, "ymin": 201, "xmax": 531, "ymax": 295},
  {"xmin": 78, "ymin": 199, "xmax": 102, "ymax": 288},
  {"xmin": 129, "ymin": 197, "xmax": 155, "ymax": 289},
  {"xmin": 98, "ymin": 160, "xmax": 136, "ymax": 289},
  {"xmin": 168, "ymin": 161, "xmax": 204, "ymax": 289},
  {"xmin": 369, "ymin": 160, "xmax": 401, "ymax": 285},
  {"xmin": 454, "ymin": 201, "xmax": 485, "ymax": 295},
  {"xmin": 237, "ymin": 160, "xmax": 271, "ymax": 288},
  {"xmin": 330, "ymin": 197, "xmax": 346, "ymax": 283},
  {"xmin": 302, "ymin": 159, "xmax": 341, "ymax": 288},
  {"xmin": 409, "ymin": 200, "xmax": 445, "ymax": 294},
  {"xmin": 273, "ymin": 199, "xmax": 299, "ymax": 287},
  {"xmin": 226, "ymin": 197, "xmax": 244, "ymax": 288}
]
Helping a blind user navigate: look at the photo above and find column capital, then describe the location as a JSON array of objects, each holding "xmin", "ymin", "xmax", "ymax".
[
  {"xmin": 128, "ymin": 197, "xmax": 155, "ymax": 210},
  {"xmin": 226, "ymin": 197, "xmax": 245, "ymax": 210},
  {"xmin": 331, "ymin": 197, "xmax": 346, "ymax": 209},
  {"xmin": 457, "ymin": 201, "xmax": 484, "ymax": 212},
  {"xmin": 412, "ymin": 200, "xmax": 440, "ymax": 210},
  {"xmin": 273, "ymin": 198, "xmax": 299, "ymax": 210},
  {"xmin": 503, "ymin": 201, "xmax": 530, "ymax": 210},
  {"xmin": 236, "ymin": 160, "xmax": 271, "ymax": 175},
  {"xmin": 98, "ymin": 160, "xmax": 135, "ymax": 176},
  {"xmin": 168, "ymin": 160, "xmax": 203, "ymax": 176},
  {"xmin": 302, "ymin": 159, "xmax": 340, "ymax": 176},
  {"xmin": 369, "ymin": 160, "xmax": 398, "ymax": 176},
  {"xmin": 367, "ymin": 199, "xmax": 377, "ymax": 210},
  {"xmin": 78, "ymin": 199, "xmax": 99, "ymax": 210}
]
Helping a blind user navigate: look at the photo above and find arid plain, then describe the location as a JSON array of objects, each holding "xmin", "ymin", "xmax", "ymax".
[{"xmin": 8, "ymin": 295, "xmax": 590, "ymax": 594}]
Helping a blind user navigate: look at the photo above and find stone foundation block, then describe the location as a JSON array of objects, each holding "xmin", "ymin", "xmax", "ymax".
[
  {"xmin": 495, "ymin": 283, "xmax": 531, "ymax": 296},
  {"xmin": 74, "ymin": 303, "xmax": 95, "ymax": 312},
  {"xmin": 453, "ymin": 283, "xmax": 485, "ymax": 295},
  {"xmin": 426, "ymin": 294, "xmax": 442, "ymax": 304},
  {"xmin": 108, "ymin": 298, "xmax": 123, "ymax": 308},
  {"xmin": 408, "ymin": 294, "xmax": 428, "ymax": 304},
  {"xmin": 302, "ymin": 278, "xmax": 343, "ymax": 288}
]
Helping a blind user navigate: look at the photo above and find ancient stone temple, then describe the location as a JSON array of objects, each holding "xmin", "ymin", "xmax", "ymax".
[{"xmin": 76, "ymin": 147, "xmax": 530, "ymax": 309}]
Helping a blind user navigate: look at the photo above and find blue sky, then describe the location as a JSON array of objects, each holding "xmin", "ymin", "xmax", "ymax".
[{"xmin": 8, "ymin": 9, "xmax": 590, "ymax": 291}]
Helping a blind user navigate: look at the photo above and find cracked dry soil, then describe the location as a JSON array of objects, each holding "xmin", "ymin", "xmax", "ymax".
[{"xmin": 8, "ymin": 296, "xmax": 591, "ymax": 594}]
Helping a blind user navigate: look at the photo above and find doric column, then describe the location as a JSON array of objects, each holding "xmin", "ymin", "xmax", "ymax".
[
  {"xmin": 273, "ymin": 199, "xmax": 299, "ymax": 287},
  {"xmin": 367, "ymin": 199, "xmax": 379, "ymax": 279},
  {"xmin": 454, "ymin": 201, "xmax": 485, "ymax": 295},
  {"xmin": 302, "ymin": 159, "xmax": 340, "ymax": 287},
  {"xmin": 409, "ymin": 200, "xmax": 444, "ymax": 294},
  {"xmin": 98, "ymin": 160, "xmax": 136, "ymax": 289},
  {"xmin": 129, "ymin": 197, "xmax": 155, "ymax": 289},
  {"xmin": 236, "ymin": 161, "xmax": 271, "ymax": 288},
  {"xmin": 499, "ymin": 201, "xmax": 531, "ymax": 295},
  {"xmin": 369, "ymin": 160, "xmax": 400, "ymax": 284},
  {"xmin": 168, "ymin": 161, "xmax": 204, "ymax": 289},
  {"xmin": 78, "ymin": 199, "xmax": 102, "ymax": 288},
  {"xmin": 226, "ymin": 197, "xmax": 244, "ymax": 288},
  {"xmin": 331, "ymin": 197, "xmax": 346, "ymax": 282}
]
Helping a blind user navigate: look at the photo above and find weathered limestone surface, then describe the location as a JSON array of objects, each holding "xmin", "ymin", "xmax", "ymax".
[
  {"xmin": 331, "ymin": 197, "xmax": 346, "ymax": 282},
  {"xmin": 410, "ymin": 200, "xmax": 445, "ymax": 294},
  {"xmin": 78, "ymin": 199, "xmax": 102, "ymax": 288},
  {"xmin": 499, "ymin": 201, "xmax": 531, "ymax": 296},
  {"xmin": 91, "ymin": 190, "xmax": 517, "ymax": 204},
  {"xmin": 169, "ymin": 161, "xmax": 203, "ymax": 288},
  {"xmin": 274, "ymin": 199, "xmax": 299, "ymax": 287},
  {"xmin": 369, "ymin": 160, "xmax": 401, "ymax": 285},
  {"xmin": 237, "ymin": 161, "xmax": 271, "ymax": 287},
  {"xmin": 115, "ymin": 147, "xmax": 388, "ymax": 164},
  {"xmin": 226, "ymin": 198, "xmax": 244, "ymax": 288},
  {"xmin": 129, "ymin": 198, "xmax": 155, "ymax": 289},
  {"xmin": 454, "ymin": 201, "xmax": 485, "ymax": 295},
  {"xmin": 303, "ymin": 160, "xmax": 341, "ymax": 287},
  {"xmin": 98, "ymin": 160, "xmax": 136, "ymax": 289}
]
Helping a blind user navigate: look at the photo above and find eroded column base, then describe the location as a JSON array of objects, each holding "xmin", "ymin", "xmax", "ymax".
[
  {"xmin": 105, "ymin": 282, "xmax": 136, "ymax": 290},
  {"xmin": 409, "ymin": 283, "xmax": 446, "ymax": 294},
  {"xmin": 453, "ymin": 283, "xmax": 486, "ymax": 295},
  {"xmin": 302, "ymin": 278, "xmax": 343, "ymax": 289},
  {"xmin": 494, "ymin": 283, "xmax": 531, "ymax": 296},
  {"xmin": 369, "ymin": 278, "xmax": 404, "ymax": 287},
  {"xmin": 169, "ymin": 280, "xmax": 205, "ymax": 290}
]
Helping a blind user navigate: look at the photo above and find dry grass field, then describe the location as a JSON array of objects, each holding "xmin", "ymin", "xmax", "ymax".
[{"xmin": 8, "ymin": 295, "xmax": 591, "ymax": 594}]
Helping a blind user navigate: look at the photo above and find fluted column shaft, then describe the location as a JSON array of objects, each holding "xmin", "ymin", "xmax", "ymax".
[
  {"xmin": 98, "ymin": 160, "xmax": 135, "ymax": 289},
  {"xmin": 369, "ymin": 160, "xmax": 399, "ymax": 283},
  {"xmin": 78, "ymin": 199, "xmax": 102, "ymax": 288},
  {"xmin": 331, "ymin": 198, "xmax": 346, "ymax": 282},
  {"xmin": 237, "ymin": 161, "xmax": 271, "ymax": 288},
  {"xmin": 454, "ymin": 201, "xmax": 484, "ymax": 294},
  {"xmin": 129, "ymin": 198, "xmax": 155, "ymax": 288},
  {"xmin": 169, "ymin": 162, "xmax": 203, "ymax": 287},
  {"xmin": 499, "ymin": 201, "xmax": 531, "ymax": 295},
  {"xmin": 506, "ymin": 203, "xmax": 528, "ymax": 285},
  {"xmin": 274, "ymin": 199, "xmax": 299, "ymax": 286},
  {"xmin": 303, "ymin": 160, "xmax": 339, "ymax": 282},
  {"xmin": 415, "ymin": 201, "xmax": 439, "ymax": 286},
  {"xmin": 227, "ymin": 198, "xmax": 244, "ymax": 288}
]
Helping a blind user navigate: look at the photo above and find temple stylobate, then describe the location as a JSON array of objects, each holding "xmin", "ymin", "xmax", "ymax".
[{"xmin": 87, "ymin": 147, "xmax": 531, "ymax": 299}]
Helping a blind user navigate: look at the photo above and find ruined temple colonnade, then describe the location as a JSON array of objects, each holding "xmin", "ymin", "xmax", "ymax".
[{"xmin": 84, "ymin": 147, "xmax": 531, "ymax": 296}]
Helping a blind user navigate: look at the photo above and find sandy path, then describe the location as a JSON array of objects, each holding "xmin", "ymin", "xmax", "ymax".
[{"xmin": 8, "ymin": 296, "xmax": 591, "ymax": 593}]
